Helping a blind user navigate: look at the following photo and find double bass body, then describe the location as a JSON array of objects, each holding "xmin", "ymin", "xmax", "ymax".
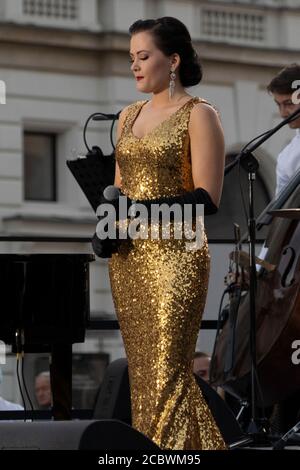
[{"xmin": 210, "ymin": 187, "xmax": 300, "ymax": 407}]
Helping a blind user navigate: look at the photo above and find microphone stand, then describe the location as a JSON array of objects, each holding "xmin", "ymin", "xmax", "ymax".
[
  {"xmin": 66, "ymin": 111, "xmax": 121, "ymax": 213},
  {"xmin": 224, "ymin": 106, "xmax": 300, "ymax": 444},
  {"xmin": 83, "ymin": 111, "xmax": 121, "ymax": 154},
  {"xmin": 273, "ymin": 420, "xmax": 300, "ymax": 450}
]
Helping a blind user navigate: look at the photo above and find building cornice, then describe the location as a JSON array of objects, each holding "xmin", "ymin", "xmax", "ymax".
[
  {"xmin": 200, "ymin": 0, "xmax": 300, "ymax": 13},
  {"xmin": 0, "ymin": 24, "xmax": 298, "ymax": 76}
]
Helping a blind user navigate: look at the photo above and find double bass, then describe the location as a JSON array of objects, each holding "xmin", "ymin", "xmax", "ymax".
[{"xmin": 210, "ymin": 171, "xmax": 300, "ymax": 407}]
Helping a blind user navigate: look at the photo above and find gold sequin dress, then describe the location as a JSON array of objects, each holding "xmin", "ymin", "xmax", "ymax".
[{"xmin": 109, "ymin": 97, "xmax": 226, "ymax": 450}]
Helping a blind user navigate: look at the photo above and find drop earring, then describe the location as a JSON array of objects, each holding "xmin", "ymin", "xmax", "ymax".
[{"xmin": 169, "ymin": 69, "xmax": 176, "ymax": 100}]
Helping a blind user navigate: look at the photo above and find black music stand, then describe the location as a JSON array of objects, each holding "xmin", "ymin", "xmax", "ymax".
[{"xmin": 66, "ymin": 147, "xmax": 115, "ymax": 213}]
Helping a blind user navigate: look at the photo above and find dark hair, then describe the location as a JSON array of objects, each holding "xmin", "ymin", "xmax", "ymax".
[
  {"xmin": 267, "ymin": 63, "xmax": 300, "ymax": 95},
  {"xmin": 129, "ymin": 17, "xmax": 202, "ymax": 87},
  {"xmin": 194, "ymin": 351, "xmax": 210, "ymax": 359}
]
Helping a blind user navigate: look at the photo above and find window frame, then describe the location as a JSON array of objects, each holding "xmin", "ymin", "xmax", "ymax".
[{"xmin": 24, "ymin": 131, "xmax": 57, "ymax": 202}]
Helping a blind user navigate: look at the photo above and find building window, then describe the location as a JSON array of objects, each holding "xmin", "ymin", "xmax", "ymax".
[
  {"xmin": 24, "ymin": 132, "xmax": 56, "ymax": 201},
  {"xmin": 23, "ymin": 0, "xmax": 78, "ymax": 20},
  {"xmin": 201, "ymin": 8, "xmax": 266, "ymax": 44}
]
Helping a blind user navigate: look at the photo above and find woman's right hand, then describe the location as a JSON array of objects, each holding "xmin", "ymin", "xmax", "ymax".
[{"xmin": 91, "ymin": 232, "xmax": 119, "ymax": 258}]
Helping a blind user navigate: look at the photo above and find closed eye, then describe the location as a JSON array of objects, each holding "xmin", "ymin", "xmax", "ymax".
[{"xmin": 129, "ymin": 56, "xmax": 149, "ymax": 63}]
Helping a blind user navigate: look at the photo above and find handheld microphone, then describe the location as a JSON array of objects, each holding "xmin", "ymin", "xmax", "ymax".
[
  {"xmin": 103, "ymin": 185, "xmax": 121, "ymax": 201},
  {"xmin": 103, "ymin": 185, "xmax": 137, "ymax": 221}
]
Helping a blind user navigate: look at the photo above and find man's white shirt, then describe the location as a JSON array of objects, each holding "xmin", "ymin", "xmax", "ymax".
[
  {"xmin": 0, "ymin": 396, "xmax": 23, "ymax": 411},
  {"xmin": 276, "ymin": 129, "xmax": 300, "ymax": 195},
  {"xmin": 257, "ymin": 129, "xmax": 300, "ymax": 266}
]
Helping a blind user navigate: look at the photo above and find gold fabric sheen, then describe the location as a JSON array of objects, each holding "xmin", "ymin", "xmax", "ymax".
[{"xmin": 108, "ymin": 97, "xmax": 226, "ymax": 450}]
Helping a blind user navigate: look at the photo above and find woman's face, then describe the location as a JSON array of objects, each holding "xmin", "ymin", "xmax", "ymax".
[{"xmin": 129, "ymin": 31, "xmax": 175, "ymax": 95}]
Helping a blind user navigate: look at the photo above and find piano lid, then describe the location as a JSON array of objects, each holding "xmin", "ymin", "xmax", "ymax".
[{"xmin": 0, "ymin": 254, "xmax": 94, "ymax": 350}]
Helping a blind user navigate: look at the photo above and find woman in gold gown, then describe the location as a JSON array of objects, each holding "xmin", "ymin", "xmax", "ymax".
[{"xmin": 108, "ymin": 17, "xmax": 226, "ymax": 450}]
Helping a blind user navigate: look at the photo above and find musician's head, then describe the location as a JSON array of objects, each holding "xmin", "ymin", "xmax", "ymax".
[
  {"xmin": 129, "ymin": 17, "xmax": 202, "ymax": 96},
  {"xmin": 193, "ymin": 351, "xmax": 211, "ymax": 382},
  {"xmin": 267, "ymin": 63, "xmax": 300, "ymax": 129},
  {"xmin": 35, "ymin": 371, "xmax": 52, "ymax": 409}
]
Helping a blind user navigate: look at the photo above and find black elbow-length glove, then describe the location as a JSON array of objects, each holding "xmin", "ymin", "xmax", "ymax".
[
  {"xmin": 91, "ymin": 186, "xmax": 218, "ymax": 258},
  {"xmin": 136, "ymin": 187, "xmax": 218, "ymax": 216}
]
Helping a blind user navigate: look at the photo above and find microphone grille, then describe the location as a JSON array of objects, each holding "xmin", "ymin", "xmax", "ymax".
[{"xmin": 103, "ymin": 185, "xmax": 120, "ymax": 201}]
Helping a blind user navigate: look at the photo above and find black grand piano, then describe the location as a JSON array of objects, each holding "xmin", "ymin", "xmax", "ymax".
[
  {"xmin": 0, "ymin": 148, "xmax": 114, "ymax": 420},
  {"xmin": 0, "ymin": 253, "xmax": 94, "ymax": 420}
]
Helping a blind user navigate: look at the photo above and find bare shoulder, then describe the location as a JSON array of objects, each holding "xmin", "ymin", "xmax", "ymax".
[{"xmin": 189, "ymin": 100, "xmax": 221, "ymax": 127}]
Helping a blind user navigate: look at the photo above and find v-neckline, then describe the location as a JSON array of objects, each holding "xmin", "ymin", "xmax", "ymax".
[{"xmin": 130, "ymin": 97, "xmax": 196, "ymax": 140}]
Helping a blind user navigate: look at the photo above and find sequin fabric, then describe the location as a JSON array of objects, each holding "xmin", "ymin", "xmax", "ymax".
[{"xmin": 108, "ymin": 97, "xmax": 226, "ymax": 450}]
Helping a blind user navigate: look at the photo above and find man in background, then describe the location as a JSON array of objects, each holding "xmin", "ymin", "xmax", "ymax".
[
  {"xmin": 193, "ymin": 351, "xmax": 211, "ymax": 382},
  {"xmin": 267, "ymin": 63, "xmax": 300, "ymax": 195},
  {"xmin": 256, "ymin": 64, "xmax": 300, "ymax": 433},
  {"xmin": 34, "ymin": 371, "xmax": 52, "ymax": 410}
]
